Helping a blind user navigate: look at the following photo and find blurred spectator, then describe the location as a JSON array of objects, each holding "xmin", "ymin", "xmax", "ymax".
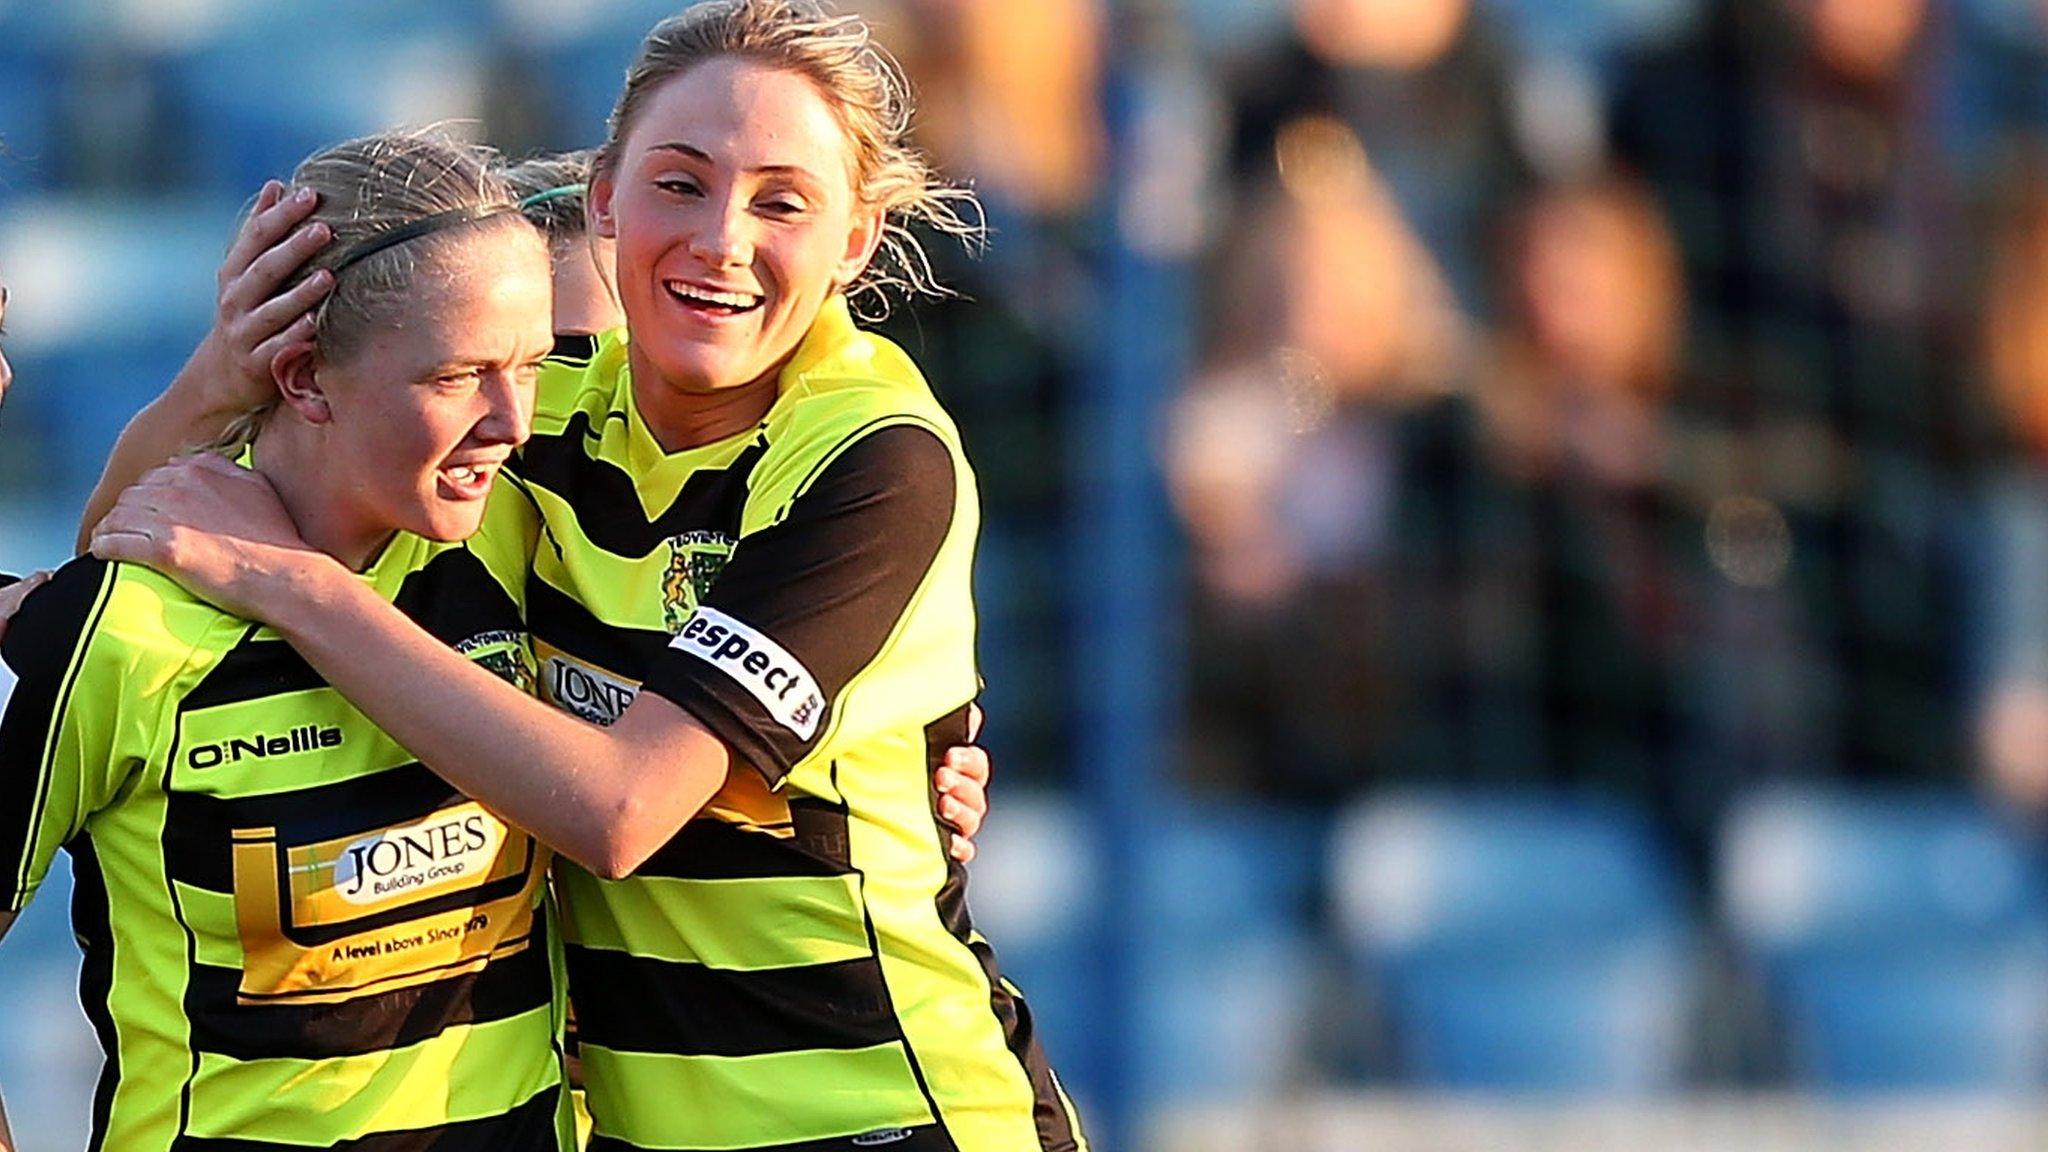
[
  {"xmin": 1612, "ymin": 0, "xmax": 1973, "ymax": 785},
  {"xmin": 872, "ymin": 0, "xmax": 1105, "ymax": 222},
  {"xmin": 1167, "ymin": 119, "xmax": 1463, "ymax": 798},
  {"xmin": 1373, "ymin": 171, "xmax": 1712, "ymax": 839},
  {"xmin": 1217, "ymin": 0, "xmax": 1521, "ymax": 313},
  {"xmin": 1971, "ymin": 170, "xmax": 2048, "ymax": 814}
]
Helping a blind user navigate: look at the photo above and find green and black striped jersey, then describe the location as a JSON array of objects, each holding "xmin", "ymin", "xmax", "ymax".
[
  {"xmin": 502, "ymin": 297, "xmax": 1086, "ymax": 1152},
  {"xmin": 0, "ymin": 531, "xmax": 573, "ymax": 1152}
]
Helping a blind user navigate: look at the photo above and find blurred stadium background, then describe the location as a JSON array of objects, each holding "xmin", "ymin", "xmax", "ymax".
[{"xmin": 12, "ymin": 0, "xmax": 2048, "ymax": 1147}]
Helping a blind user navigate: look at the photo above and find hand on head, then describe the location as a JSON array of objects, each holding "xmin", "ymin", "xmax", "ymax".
[{"xmin": 200, "ymin": 181, "xmax": 335, "ymax": 413}]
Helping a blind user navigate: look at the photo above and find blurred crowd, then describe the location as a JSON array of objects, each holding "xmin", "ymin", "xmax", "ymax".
[{"xmin": 1116, "ymin": 0, "xmax": 2048, "ymax": 880}]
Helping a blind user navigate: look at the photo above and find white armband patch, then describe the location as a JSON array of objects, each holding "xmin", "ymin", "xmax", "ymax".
[{"xmin": 669, "ymin": 606, "xmax": 824, "ymax": 739}]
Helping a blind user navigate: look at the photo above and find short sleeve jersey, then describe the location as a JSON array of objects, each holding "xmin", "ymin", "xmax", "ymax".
[
  {"xmin": 0, "ymin": 528, "xmax": 572, "ymax": 1152},
  {"xmin": 501, "ymin": 298, "xmax": 1086, "ymax": 1152}
]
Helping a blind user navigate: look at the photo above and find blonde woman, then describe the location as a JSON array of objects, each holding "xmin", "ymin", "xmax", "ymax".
[{"xmin": 2, "ymin": 129, "xmax": 573, "ymax": 1151}]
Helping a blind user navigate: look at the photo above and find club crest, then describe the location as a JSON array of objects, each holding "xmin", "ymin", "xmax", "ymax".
[{"xmin": 662, "ymin": 530, "xmax": 735, "ymax": 633}]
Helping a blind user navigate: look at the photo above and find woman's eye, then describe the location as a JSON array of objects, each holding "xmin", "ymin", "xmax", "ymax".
[
  {"xmin": 759, "ymin": 197, "xmax": 805, "ymax": 216},
  {"xmin": 654, "ymin": 177, "xmax": 701, "ymax": 198}
]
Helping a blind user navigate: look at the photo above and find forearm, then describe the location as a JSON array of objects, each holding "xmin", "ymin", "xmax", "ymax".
[
  {"xmin": 77, "ymin": 346, "xmax": 245, "ymax": 551},
  {"xmin": 274, "ymin": 566, "xmax": 726, "ymax": 876}
]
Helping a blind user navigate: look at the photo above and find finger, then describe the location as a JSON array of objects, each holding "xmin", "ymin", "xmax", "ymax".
[
  {"xmin": 944, "ymin": 789, "xmax": 983, "ymax": 841},
  {"xmin": 90, "ymin": 525, "xmax": 159, "ymax": 565},
  {"xmin": 966, "ymin": 702, "xmax": 984, "ymax": 742},
  {"xmin": 220, "ymin": 182, "xmax": 304, "ymax": 281},
  {"xmin": 224, "ymin": 224, "xmax": 331, "ymax": 316},
  {"xmin": 944, "ymin": 745, "xmax": 991, "ymax": 786},
  {"xmin": 948, "ymin": 835, "xmax": 977, "ymax": 864},
  {"xmin": 939, "ymin": 794, "xmax": 978, "ymax": 833},
  {"xmin": 244, "ymin": 266, "xmax": 332, "ymax": 335}
]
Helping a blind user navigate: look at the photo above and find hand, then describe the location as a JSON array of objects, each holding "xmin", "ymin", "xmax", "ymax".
[
  {"xmin": 936, "ymin": 702, "xmax": 991, "ymax": 863},
  {"xmin": 88, "ymin": 454, "xmax": 328, "ymax": 621},
  {"xmin": 0, "ymin": 569, "xmax": 52, "ymax": 646},
  {"xmin": 192, "ymin": 181, "xmax": 333, "ymax": 414}
]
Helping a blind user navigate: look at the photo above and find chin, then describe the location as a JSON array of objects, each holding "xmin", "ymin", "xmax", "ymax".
[{"xmin": 409, "ymin": 504, "xmax": 489, "ymax": 544}]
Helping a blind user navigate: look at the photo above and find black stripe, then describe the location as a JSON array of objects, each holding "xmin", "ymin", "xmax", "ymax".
[
  {"xmin": 68, "ymin": 834, "xmax": 120, "ymax": 1152},
  {"xmin": 184, "ymin": 912, "xmax": 553, "ymax": 1061},
  {"xmin": 516, "ymin": 409, "xmax": 763, "ymax": 558},
  {"xmin": 392, "ymin": 545, "xmax": 526, "ymax": 649},
  {"xmin": 588, "ymin": 1125, "xmax": 955, "ymax": 1152},
  {"xmin": 633, "ymin": 805, "xmax": 853, "ymax": 881},
  {"xmin": 181, "ymin": 548, "xmax": 519, "ymax": 717},
  {"xmin": 0, "ymin": 558, "xmax": 116, "ymax": 906},
  {"xmin": 160, "ymin": 764, "xmax": 465, "ymax": 893},
  {"xmin": 527, "ymin": 577, "xmax": 670, "ymax": 683},
  {"xmin": 565, "ymin": 946, "xmax": 900, "ymax": 1058},
  {"xmin": 549, "ymin": 332, "xmax": 598, "ymax": 364},
  {"xmin": 181, "ymin": 633, "xmax": 322, "ymax": 712},
  {"xmin": 169, "ymin": 1082, "xmax": 564, "ymax": 1151},
  {"xmin": 970, "ymin": 939, "xmax": 1082, "ymax": 1151}
]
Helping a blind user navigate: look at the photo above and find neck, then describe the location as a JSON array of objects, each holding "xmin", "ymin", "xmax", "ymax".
[
  {"xmin": 627, "ymin": 345, "xmax": 784, "ymax": 453},
  {"xmin": 253, "ymin": 417, "xmax": 393, "ymax": 573}
]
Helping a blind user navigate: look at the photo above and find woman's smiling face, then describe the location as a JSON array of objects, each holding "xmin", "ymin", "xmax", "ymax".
[{"xmin": 592, "ymin": 57, "xmax": 884, "ymax": 397}]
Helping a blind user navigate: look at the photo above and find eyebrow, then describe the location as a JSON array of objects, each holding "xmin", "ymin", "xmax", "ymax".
[{"xmin": 649, "ymin": 142, "xmax": 815, "ymax": 179}]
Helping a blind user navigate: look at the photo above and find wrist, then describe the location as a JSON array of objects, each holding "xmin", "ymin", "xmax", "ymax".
[
  {"xmin": 252, "ymin": 546, "xmax": 355, "ymax": 629},
  {"xmin": 172, "ymin": 334, "xmax": 255, "ymax": 422}
]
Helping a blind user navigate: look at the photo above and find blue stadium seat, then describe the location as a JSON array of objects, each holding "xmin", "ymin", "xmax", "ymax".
[
  {"xmin": 970, "ymin": 794, "xmax": 1327, "ymax": 1108},
  {"xmin": 1130, "ymin": 803, "xmax": 1327, "ymax": 1105},
  {"xmin": 1720, "ymin": 786, "xmax": 2048, "ymax": 1093},
  {"xmin": 1330, "ymin": 791, "xmax": 1698, "ymax": 1093}
]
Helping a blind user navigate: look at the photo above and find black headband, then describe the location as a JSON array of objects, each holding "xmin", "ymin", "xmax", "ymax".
[{"xmin": 329, "ymin": 202, "xmax": 524, "ymax": 274}]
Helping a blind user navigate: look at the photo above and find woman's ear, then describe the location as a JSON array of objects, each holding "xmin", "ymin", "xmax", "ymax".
[
  {"xmin": 590, "ymin": 167, "xmax": 620, "ymax": 240},
  {"xmin": 272, "ymin": 342, "xmax": 333, "ymax": 424},
  {"xmin": 834, "ymin": 205, "xmax": 886, "ymax": 290}
]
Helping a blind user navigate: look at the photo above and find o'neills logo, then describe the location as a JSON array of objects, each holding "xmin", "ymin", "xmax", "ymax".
[
  {"xmin": 333, "ymin": 810, "xmax": 506, "ymax": 904},
  {"xmin": 188, "ymin": 725, "xmax": 342, "ymax": 769}
]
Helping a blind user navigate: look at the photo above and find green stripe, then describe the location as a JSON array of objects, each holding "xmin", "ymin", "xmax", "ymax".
[
  {"xmin": 175, "ymin": 882, "xmax": 241, "ymax": 970},
  {"xmin": 555, "ymin": 870, "xmax": 868, "ymax": 970},
  {"xmin": 14, "ymin": 565, "xmax": 117, "ymax": 898},
  {"xmin": 185, "ymin": 1008, "xmax": 561, "ymax": 1143},
  {"xmin": 581, "ymin": 1041, "xmax": 931, "ymax": 1149}
]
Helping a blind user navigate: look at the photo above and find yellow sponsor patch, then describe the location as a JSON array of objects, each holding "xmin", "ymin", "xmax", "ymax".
[{"xmin": 229, "ymin": 801, "xmax": 545, "ymax": 1005}]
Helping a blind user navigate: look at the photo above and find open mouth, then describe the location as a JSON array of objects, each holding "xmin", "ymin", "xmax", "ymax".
[
  {"xmin": 436, "ymin": 462, "xmax": 498, "ymax": 501},
  {"xmin": 664, "ymin": 280, "xmax": 764, "ymax": 319}
]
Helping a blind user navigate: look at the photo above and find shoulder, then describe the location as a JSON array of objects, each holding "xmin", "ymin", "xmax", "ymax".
[
  {"xmin": 766, "ymin": 325, "xmax": 965, "ymax": 492},
  {"xmin": 3, "ymin": 558, "xmax": 232, "ymax": 691}
]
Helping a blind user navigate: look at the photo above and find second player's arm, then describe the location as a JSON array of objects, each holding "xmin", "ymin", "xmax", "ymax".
[{"xmin": 271, "ymin": 567, "xmax": 726, "ymax": 878}]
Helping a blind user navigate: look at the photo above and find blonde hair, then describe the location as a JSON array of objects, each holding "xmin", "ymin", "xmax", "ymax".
[
  {"xmin": 207, "ymin": 128, "xmax": 533, "ymax": 455},
  {"xmin": 597, "ymin": 0, "xmax": 982, "ymax": 315}
]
